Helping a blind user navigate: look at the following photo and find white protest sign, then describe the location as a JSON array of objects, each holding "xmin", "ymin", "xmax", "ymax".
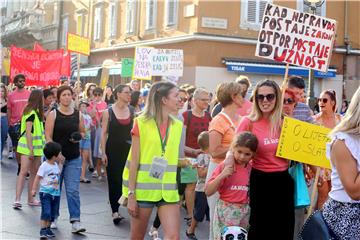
[
  {"xmin": 255, "ymin": 3, "xmax": 337, "ymax": 72},
  {"xmin": 152, "ymin": 49, "xmax": 184, "ymax": 77},
  {"xmin": 132, "ymin": 47, "xmax": 153, "ymax": 80}
]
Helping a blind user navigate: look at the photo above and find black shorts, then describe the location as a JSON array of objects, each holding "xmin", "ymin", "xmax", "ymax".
[
  {"xmin": 8, "ymin": 124, "xmax": 21, "ymax": 148},
  {"xmin": 193, "ymin": 191, "xmax": 209, "ymax": 222}
]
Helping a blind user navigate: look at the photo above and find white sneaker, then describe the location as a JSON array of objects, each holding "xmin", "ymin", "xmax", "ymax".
[
  {"xmin": 71, "ymin": 221, "xmax": 86, "ymax": 233},
  {"xmin": 50, "ymin": 219, "xmax": 57, "ymax": 229}
]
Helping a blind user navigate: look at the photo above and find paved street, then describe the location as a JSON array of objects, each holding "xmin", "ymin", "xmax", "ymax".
[{"xmin": 1, "ymin": 153, "xmax": 209, "ymax": 240}]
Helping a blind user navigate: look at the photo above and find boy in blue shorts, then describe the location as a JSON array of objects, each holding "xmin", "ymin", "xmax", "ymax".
[{"xmin": 32, "ymin": 142, "xmax": 62, "ymax": 239}]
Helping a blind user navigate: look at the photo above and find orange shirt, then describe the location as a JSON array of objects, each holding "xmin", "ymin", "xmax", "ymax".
[{"xmin": 209, "ymin": 112, "xmax": 240, "ymax": 164}]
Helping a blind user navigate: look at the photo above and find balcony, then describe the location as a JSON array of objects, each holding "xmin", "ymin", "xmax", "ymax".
[{"xmin": 1, "ymin": 10, "xmax": 59, "ymax": 48}]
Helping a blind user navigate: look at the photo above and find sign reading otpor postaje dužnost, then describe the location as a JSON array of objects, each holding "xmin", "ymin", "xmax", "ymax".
[
  {"xmin": 152, "ymin": 49, "xmax": 184, "ymax": 77},
  {"xmin": 255, "ymin": 3, "xmax": 337, "ymax": 73}
]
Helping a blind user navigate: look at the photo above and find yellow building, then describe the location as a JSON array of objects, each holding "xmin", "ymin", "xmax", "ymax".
[{"xmin": 1, "ymin": 0, "xmax": 360, "ymax": 102}]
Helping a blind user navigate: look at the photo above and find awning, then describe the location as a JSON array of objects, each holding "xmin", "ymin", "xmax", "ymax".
[
  {"xmin": 223, "ymin": 58, "xmax": 336, "ymax": 78},
  {"xmin": 73, "ymin": 67, "xmax": 101, "ymax": 77}
]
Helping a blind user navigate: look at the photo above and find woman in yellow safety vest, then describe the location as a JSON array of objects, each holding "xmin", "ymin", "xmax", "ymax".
[
  {"xmin": 13, "ymin": 89, "xmax": 45, "ymax": 209},
  {"xmin": 123, "ymin": 81, "xmax": 183, "ymax": 239}
]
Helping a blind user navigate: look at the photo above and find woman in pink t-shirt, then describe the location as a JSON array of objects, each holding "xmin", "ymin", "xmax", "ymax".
[
  {"xmin": 205, "ymin": 132, "xmax": 258, "ymax": 240},
  {"xmin": 236, "ymin": 80, "xmax": 294, "ymax": 240}
]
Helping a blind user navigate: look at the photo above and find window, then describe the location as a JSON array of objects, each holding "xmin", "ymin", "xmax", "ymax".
[
  {"xmin": 240, "ymin": 0, "xmax": 270, "ymax": 30},
  {"xmin": 77, "ymin": 14, "xmax": 84, "ymax": 36},
  {"xmin": 146, "ymin": 0, "xmax": 157, "ymax": 30},
  {"xmin": 61, "ymin": 16, "xmax": 68, "ymax": 46},
  {"xmin": 297, "ymin": 0, "xmax": 326, "ymax": 17},
  {"xmin": 94, "ymin": 6, "xmax": 102, "ymax": 40},
  {"xmin": 126, "ymin": 0, "xmax": 137, "ymax": 34},
  {"xmin": 109, "ymin": 2, "xmax": 118, "ymax": 38},
  {"xmin": 165, "ymin": 0, "xmax": 178, "ymax": 27}
]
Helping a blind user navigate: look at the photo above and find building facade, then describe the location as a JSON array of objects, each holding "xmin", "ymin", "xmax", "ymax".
[{"xmin": 1, "ymin": 0, "xmax": 360, "ymax": 103}]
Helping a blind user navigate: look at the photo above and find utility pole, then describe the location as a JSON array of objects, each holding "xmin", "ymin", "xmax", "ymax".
[{"xmin": 304, "ymin": 0, "xmax": 325, "ymax": 110}]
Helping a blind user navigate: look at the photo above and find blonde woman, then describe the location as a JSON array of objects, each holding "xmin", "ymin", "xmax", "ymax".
[
  {"xmin": 236, "ymin": 80, "xmax": 294, "ymax": 240},
  {"xmin": 122, "ymin": 81, "xmax": 183, "ymax": 239},
  {"xmin": 322, "ymin": 86, "xmax": 360, "ymax": 239}
]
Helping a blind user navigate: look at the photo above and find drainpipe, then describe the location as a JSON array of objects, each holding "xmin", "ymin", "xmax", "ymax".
[
  {"xmin": 57, "ymin": 0, "xmax": 64, "ymax": 49},
  {"xmin": 342, "ymin": 0, "xmax": 349, "ymax": 101}
]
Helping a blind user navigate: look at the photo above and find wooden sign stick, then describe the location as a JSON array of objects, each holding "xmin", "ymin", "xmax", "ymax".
[{"xmin": 307, "ymin": 167, "xmax": 320, "ymax": 218}]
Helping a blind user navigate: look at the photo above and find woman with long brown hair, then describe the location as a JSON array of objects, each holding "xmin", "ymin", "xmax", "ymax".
[{"xmin": 13, "ymin": 89, "xmax": 45, "ymax": 209}]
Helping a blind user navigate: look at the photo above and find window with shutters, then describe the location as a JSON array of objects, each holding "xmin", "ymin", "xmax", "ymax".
[
  {"xmin": 146, "ymin": 0, "xmax": 157, "ymax": 30},
  {"xmin": 297, "ymin": 0, "xmax": 326, "ymax": 17},
  {"xmin": 240, "ymin": 0, "xmax": 271, "ymax": 30},
  {"xmin": 165, "ymin": 0, "xmax": 178, "ymax": 27},
  {"xmin": 126, "ymin": 0, "xmax": 137, "ymax": 34},
  {"xmin": 109, "ymin": 2, "xmax": 118, "ymax": 38},
  {"xmin": 94, "ymin": 6, "xmax": 102, "ymax": 41},
  {"xmin": 61, "ymin": 16, "xmax": 68, "ymax": 46}
]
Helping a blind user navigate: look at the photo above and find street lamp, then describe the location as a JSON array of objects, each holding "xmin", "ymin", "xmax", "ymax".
[{"xmin": 303, "ymin": 0, "xmax": 325, "ymax": 110}]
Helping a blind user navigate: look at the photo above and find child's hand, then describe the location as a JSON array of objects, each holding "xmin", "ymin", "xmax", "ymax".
[
  {"xmin": 221, "ymin": 165, "xmax": 233, "ymax": 179},
  {"xmin": 224, "ymin": 151, "xmax": 235, "ymax": 166}
]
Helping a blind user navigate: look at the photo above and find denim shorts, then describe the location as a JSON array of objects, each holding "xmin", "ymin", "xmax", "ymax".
[
  {"xmin": 80, "ymin": 139, "xmax": 91, "ymax": 150},
  {"xmin": 137, "ymin": 199, "xmax": 179, "ymax": 208},
  {"xmin": 39, "ymin": 192, "xmax": 60, "ymax": 221}
]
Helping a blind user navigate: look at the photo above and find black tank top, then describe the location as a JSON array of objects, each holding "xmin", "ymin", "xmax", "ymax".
[
  {"xmin": 53, "ymin": 109, "xmax": 80, "ymax": 160},
  {"xmin": 106, "ymin": 106, "xmax": 133, "ymax": 150}
]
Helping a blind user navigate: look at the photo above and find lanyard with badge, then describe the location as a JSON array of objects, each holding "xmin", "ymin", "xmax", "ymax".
[{"xmin": 149, "ymin": 122, "xmax": 170, "ymax": 180}]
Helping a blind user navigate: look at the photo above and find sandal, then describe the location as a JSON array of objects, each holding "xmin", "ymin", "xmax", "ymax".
[
  {"xmin": 13, "ymin": 202, "xmax": 22, "ymax": 209},
  {"xmin": 28, "ymin": 200, "xmax": 41, "ymax": 206},
  {"xmin": 184, "ymin": 217, "xmax": 192, "ymax": 226},
  {"xmin": 80, "ymin": 178, "xmax": 91, "ymax": 183},
  {"xmin": 112, "ymin": 212, "xmax": 124, "ymax": 225}
]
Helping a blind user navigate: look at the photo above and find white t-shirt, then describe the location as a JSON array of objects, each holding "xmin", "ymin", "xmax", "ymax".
[
  {"xmin": 37, "ymin": 161, "xmax": 61, "ymax": 196},
  {"xmin": 327, "ymin": 132, "xmax": 360, "ymax": 203},
  {"xmin": 195, "ymin": 153, "xmax": 211, "ymax": 192}
]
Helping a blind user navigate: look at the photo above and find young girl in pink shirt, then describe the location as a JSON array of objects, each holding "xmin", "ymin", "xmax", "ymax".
[{"xmin": 205, "ymin": 132, "xmax": 258, "ymax": 240}]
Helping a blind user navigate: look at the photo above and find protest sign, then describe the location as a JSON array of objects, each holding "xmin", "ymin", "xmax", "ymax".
[
  {"xmin": 255, "ymin": 3, "xmax": 337, "ymax": 72},
  {"xmin": 10, "ymin": 46, "xmax": 63, "ymax": 86},
  {"xmin": 34, "ymin": 42, "xmax": 71, "ymax": 77},
  {"xmin": 121, "ymin": 58, "xmax": 134, "ymax": 77},
  {"xmin": 132, "ymin": 47, "xmax": 153, "ymax": 80},
  {"xmin": 67, "ymin": 33, "xmax": 90, "ymax": 56},
  {"xmin": 276, "ymin": 117, "xmax": 331, "ymax": 169},
  {"xmin": 152, "ymin": 49, "xmax": 184, "ymax": 77}
]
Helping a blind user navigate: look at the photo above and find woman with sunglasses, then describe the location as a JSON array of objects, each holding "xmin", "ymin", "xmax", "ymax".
[
  {"xmin": 101, "ymin": 84, "xmax": 133, "ymax": 224},
  {"xmin": 309, "ymin": 90, "xmax": 342, "ymax": 210},
  {"xmin": 87, "ymin": 87, "xmax": 107, "ymax": 180},
  {"xmin": 236, "ymin": 80, "xmax": 294, "ymax": 240}
]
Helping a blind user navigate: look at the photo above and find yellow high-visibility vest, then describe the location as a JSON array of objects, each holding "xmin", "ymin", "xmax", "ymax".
[
  {"xmin": 122, "ymin": 115, "xmax": 183, "ymax": 202},
  {"xmin": 17, "ymin": 110, "xmax": 45, "ymax": 156}
]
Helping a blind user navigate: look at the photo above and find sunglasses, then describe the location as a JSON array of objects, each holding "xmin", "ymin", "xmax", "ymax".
[
  {"xmin": 318, "ymin": 98, "xmax": 329, "ymax": 104},
  {"xmin": 93, "ymin": 93, "xmax": 101, "ymax": 97},
  {"xmin": 256, "ymin": 93, "xmax": 276, "ymax": 102},
  {"xmin": 283, "ymin": 98, "xmax": 295, "ymax": 105},
  {"xmin": 180, "ymin": 97, "xmax": 188, "ymax": 102}
]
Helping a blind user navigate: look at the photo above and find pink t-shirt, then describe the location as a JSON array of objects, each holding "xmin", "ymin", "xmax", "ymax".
[
  {"xmin": 237, "ymin": 99, "xmax": 253, "ymax": 117},
  {"xmin": 208, "ymin": 162, "xmax": 251, "ymax": 204},
  {"xmin": 87, "ymin": 100, "xmax": 107, "ymax": 126},
  {"xmin": 236, "ymin": 117, "xmax": 288, "ymax": 172},
  {"xmin": 7, "ymin": 89, "xmax": 31, "ymax": 126}
]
